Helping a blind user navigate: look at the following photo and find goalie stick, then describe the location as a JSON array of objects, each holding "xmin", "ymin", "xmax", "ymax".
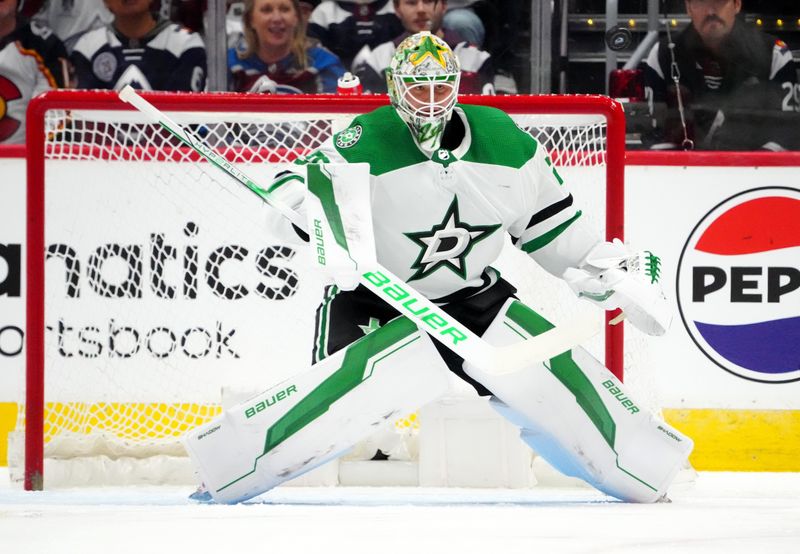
[{"xmin": 117, "ymin": 85, "xmax": 601, "ymax": 374}]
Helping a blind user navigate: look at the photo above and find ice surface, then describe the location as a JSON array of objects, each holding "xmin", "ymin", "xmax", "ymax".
[{"xmin": 1, "ymin": 469, "xmax": 798, "ymax": 554}]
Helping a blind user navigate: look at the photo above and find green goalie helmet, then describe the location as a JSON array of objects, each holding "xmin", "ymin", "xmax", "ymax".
[{"xmin": 387, "ymin": 32, "xmax": 461, "ymax": 152}]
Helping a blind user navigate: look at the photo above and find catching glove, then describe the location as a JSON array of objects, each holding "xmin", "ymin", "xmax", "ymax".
[{"xmin": 563, "ymin": 239, "xmax": 672, "ymax": 336}]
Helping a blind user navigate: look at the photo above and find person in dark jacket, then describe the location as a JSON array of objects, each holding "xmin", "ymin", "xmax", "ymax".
[
  {"xmin": 307, "ymin": 0, "xmax": 404, "ymax": 67},
  {"xmin": 71, "ymin": 0, "xmax": 206, "ymax": 92},
  {"xmin": 642, "ymin": 0, "xmax": 798, "ymax": 150}
]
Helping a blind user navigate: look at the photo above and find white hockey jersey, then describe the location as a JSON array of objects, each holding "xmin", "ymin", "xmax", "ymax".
[
  {"xmin": 0, "ymin": 19, "xmax": 68, "ymax": 144},
  {"xmin": 273, "ymin": 104, "xmax": 599, "ymax": 302}
]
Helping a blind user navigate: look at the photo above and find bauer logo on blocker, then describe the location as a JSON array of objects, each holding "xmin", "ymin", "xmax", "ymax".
[{"xmin": 677, "ymin": 187, "xmax": 800, "ymax": 383}]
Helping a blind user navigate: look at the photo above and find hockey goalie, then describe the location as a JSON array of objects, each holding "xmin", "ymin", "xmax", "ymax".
[{"xmin": 169, "ymin": 32, "xmax": 693, "ymax": 504}]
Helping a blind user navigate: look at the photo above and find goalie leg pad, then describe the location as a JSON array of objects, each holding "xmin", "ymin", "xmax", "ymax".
[
  {"xmin": 464, "ymin": 299, "xmax": 693, "ymax": 503},
  {"xmin": 183, "ymin": 316, "xmax": 451, "ymax": 503}
]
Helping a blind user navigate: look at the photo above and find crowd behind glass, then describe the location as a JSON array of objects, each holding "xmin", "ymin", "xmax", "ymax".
[{"xmin": 1, "ymin": 0, "xmax": 797, "ymax": 150}]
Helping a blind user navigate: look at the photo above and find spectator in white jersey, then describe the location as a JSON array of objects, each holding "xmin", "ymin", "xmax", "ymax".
[
  {"xmin": 307, "ymin": 0, "xmax": 404, "ymax": 68},
  {"xmin": 642, "ymin": 0, "xmax": 799, "ymax": 150},
  {"xmin": 32, "ymin": 0, "xmax": 113, "ymax": 53},
  {"xmin": 228, "ymin": 0, "xmax": 345, "ymax": 94},
  {"xmin": 0, "ymin": 0, "xmax": 68, "ymax": 144},
  {"xmin": 70, "ymin": 0, "xmax": 206, "ymax": 91},
  {"xmin": 351, "ymin": 0, "xmax": 493, "ymax": 94}
]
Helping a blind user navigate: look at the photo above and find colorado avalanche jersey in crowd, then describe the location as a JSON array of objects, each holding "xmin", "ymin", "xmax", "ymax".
[
  {"xmin": 71, "ymin": 19, "xmax": 206, "ymax": 91},
  {"xmin": 352, "ymin": 29, "xmax": 494, "ymax": 94},
  {"xmin": 307, "ymin": 0, "xmax": 404, "ymax": 66},
  {"xmin": 642, "ymin": 20, "xmax": 798, "ymax": 150},
  {"xmin": 0, "ymin": 18, "xmax": 67, "ymax": 144},
  {"xmin": 228, "ymin": 41, "xmax": 345, "ymax": 93},
  {"xmin": 270, "ymin": 105, "xmax": 596, "ymax": 303}
]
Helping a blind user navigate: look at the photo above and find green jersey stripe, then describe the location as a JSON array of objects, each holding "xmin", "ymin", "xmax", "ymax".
[
  {"xmin": 525, "ymin": 194, "xmax": 574, "ymax": 230},
  {"xmin": 520, "ymin": 210, "xmax": 582, "ymax": 253},
  {"xmin": 313, "ymin": 285, "xmax": 339, "ymax": 363}
]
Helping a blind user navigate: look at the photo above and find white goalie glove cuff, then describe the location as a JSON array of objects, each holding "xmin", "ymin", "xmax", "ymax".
[{"xmin": 563, "ymin": 239, "xmax": 672, "ymax": 336}]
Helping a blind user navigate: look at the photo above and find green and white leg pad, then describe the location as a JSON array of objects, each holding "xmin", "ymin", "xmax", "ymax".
[
  {"xmin": 183, "ymin": 316, "xmax": 450, "ymax": 503},
  {"xmin": 464, "ymin": 299, "xmax": 694, "ymax": 503}
]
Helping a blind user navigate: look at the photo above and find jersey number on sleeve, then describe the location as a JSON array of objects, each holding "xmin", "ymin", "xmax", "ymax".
[{"xmin": 781, "ymin": 82, "xmax": 800, "ymax": 112}]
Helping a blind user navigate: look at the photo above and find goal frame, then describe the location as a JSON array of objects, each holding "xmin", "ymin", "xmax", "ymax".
[{"xmin": 24, "ymin": 90, "xmax": 626, "ymax": 491}]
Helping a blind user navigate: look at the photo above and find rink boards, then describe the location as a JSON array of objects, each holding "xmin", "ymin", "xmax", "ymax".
[{"xmin": 1, "ymin": 149, "xmax": 799, "ymax": 471}]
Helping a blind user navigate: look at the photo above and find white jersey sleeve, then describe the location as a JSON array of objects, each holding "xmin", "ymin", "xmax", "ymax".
[{"xmin": 509, "ymin": 143, "xmax": 599, "ymax": 278}]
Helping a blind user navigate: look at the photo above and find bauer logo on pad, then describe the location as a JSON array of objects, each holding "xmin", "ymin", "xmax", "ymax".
[{"xmin": 676, "ymin": 187, "xmax": 800, "ymax": 383}]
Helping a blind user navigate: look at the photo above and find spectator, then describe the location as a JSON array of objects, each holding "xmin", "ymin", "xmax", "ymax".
[
  {"xmin": 227, "ymin": 1, "xmax": 246, "ymax": 48},
  {"xmin": 0, "ymin": 0, "xmax": 68, "ymax": 144},
  {"xmin": 228, "ymin": 0, "xmax": 345, "ymax": 93},
  {"xmin": 189, "ymin": 1, "xmax": 318, "ymax": 47},
  {"xmin": 351, "ymin": 0, "xmax": 493, "ymax": 94},
  {"xmin": 443, "ymin": 0, "xmax": 520, "ymax": 94},
  {"xmin": 307, "ymin": 0, "xmax": 404, "ymax": 67},
  {"xmin": 642, "ymin": 0, "xmax": 799, "ymax": 150},
  {"xmin": 33, "ymin": 0, "xmax": 113, "ymax": 53},
  {"xmin": 165, "ymin": 0, "xmax": 205, "ymax": 34},
  {"xmin": 442, "ymin": 0, "xmax": 482, "ymax": 46},
  {"xmin": 71, "ymin": 0, "xmax": 206, "ymax": 91}
]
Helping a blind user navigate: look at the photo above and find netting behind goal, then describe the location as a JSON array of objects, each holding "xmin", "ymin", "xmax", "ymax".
[{"xmin": 17, "ymin": 90, "xmax": 625, "ymax": 490}]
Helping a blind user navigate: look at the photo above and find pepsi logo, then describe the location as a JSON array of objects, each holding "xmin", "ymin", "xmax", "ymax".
[{"xmin": 677, "ymin": 187, "xmax": 800, "ymax": 383}]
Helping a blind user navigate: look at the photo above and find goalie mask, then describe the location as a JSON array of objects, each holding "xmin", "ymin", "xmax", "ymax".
[{"xmin": 387, "ymin": 32, "xmax": 461, "ymax": 152}]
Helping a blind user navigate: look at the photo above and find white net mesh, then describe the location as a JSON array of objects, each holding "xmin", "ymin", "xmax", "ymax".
[{"xmin": 17, "ymin": 95, "xmax": 619, "ymax": 487}]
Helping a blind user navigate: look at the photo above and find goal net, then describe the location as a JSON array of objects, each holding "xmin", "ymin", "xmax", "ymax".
[{"xmin": 15, "ymin": 90, "xmax": 626, "ymax": 490}]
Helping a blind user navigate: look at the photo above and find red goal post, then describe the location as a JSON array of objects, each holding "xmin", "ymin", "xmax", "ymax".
[{"xmin": 23, "ymin": 90, "xmax": 625, "ymax": 491}]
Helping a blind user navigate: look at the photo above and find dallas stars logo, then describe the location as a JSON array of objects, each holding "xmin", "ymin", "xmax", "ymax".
[
  {"xmin": 408, "ymin": 34, "xmax": 448, "ymax": 68},
  {"xmin": 405, "ymin": 197, "xmax": 499, "ymax": 281},
  {"xmin": 335, "ymin": 125, "xmax": 362, "ymax": 149},
  {"xmin": 358, "ymin": 317, "xmax": 381, "ymax": 335}
]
